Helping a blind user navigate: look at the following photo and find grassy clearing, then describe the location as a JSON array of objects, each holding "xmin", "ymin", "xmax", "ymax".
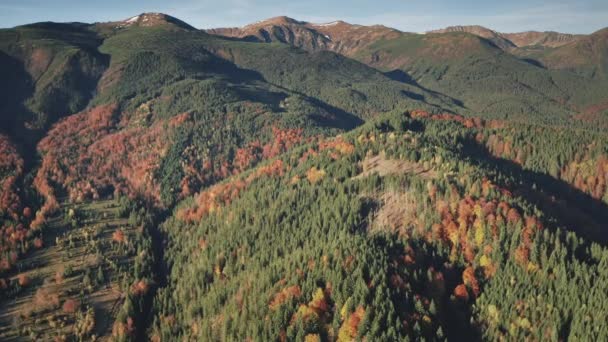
[
  {"xmin": 0, "ymin": 199, "xmax": 138, "ymax": 341},
  {"xmin": 354, "ymin": 153, "xmax": 437, "ymax": 179}
]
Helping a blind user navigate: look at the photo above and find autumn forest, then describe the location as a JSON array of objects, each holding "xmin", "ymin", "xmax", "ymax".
[{"xmin": 0, "ymin": 11, "xmax": 607, "ymax": 342}]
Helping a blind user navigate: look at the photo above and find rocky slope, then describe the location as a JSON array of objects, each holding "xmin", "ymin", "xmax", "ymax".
[
  {"xmin": 537, "ymin": 27, "xmax": 608, "ymax": 79},
  {"xmin": 428, "ymin": 25, "xmax": 516, "ymax": 49},
  {"xmin": 503, "ymin": 30, "xmax": 582, "ymax": 48},
  {"xmin": 207, "ymin": 16, "xmax": 401, "ymax": 54},
  {"xmin": 429, "ymin": 25, "xmax": 582, "ymax": 49}
]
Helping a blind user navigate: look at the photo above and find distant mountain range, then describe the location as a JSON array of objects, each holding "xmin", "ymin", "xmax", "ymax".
[
  {"xmin": 209, "ymin": 17, "xmax": 584, "ymax": 51},
  {"xmin": 208, "ymin": 16, "xmax": 608, "ymax": 121}
]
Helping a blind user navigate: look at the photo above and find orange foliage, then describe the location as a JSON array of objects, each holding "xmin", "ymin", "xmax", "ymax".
[
  {"xmin": 62, "ymin": 298, "xmax": 79, "ymax": 314},
  {"xmin": 34, "ymin": 103, "xmax": 175, "ymax": 212},
  {"xmin": 0, "ymin": 134, "xmax": 24, "ymax": 220},
  {"xmin": 113, "ymin": 317, "xmax": 135, "ymax": 339},
  {"xmin": 17, "ymin": 273, "xmax": 29, "ymax": 287},
  {"xmin": 514, "ymin": 245, "xmax": 530, "ymax": 265},
  {"xmin": 0, "ymin": 135, "xmax": 40, "ymax": 269},
  {"xmin": 33, "ymin": 287, "xmax": 60, "ymax": 310},
  {"xmin": 506, "ymin": 208, "xmax": 522, "ymax": 224},
  {"xmin": 462, "ymin": 267, "xmax": 480, "ymax": 298},
  {"xmin": 453, "ymin": 284, "xmax": 469, "ymax": 301},
  {"xmin": 131, "ymin": 279, "xmax": 150, "ymax": 296},
  {"xmin": 112, "ymin": 229, "xmax": 126, "ymax": 243},
  {"xmin": 179, "ymin": 159, "xmax": 285, "ymax": 223},
  {"xmin": 339, "ymin": 306, "xmax": 366, "ymax": 340},
  {"xmin": 263, "ymin": 127, "xmax": 304, "ymax": 159},
  {"xmin": 22, "ymin": 207, "xmax": 32, "ymax": 219},
  {"xmin": 418, "ymin": 177, "xmax": 543, "ymax": 301},
  {"xmin": 306, "ymin": 167, "xmax": 326, "ymax": 184},
  {"xmin": 319, "ymin": 136, "xmax": 355, "ymax": 158},
  {"xmin": 269, "ymin": 285, "xmax": 302, "ymax": 310}
]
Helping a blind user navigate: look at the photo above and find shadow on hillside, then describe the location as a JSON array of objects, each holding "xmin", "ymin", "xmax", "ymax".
[
  {"xmin": 202, "ymin": 51, "xmax": 365, "ymax": 130},
  {"xmin": 368, "ymin": 234, "xmax": 482, "ymax": 341},
  {"xmin": 521, "ymin": 58, "xmax": 546, "ymax": 69},
  {"xmin": 264, "ymin": 81, "xmax": 365, "ymax": 130},
  {"xmin": 0, "ymin": 52, "xmax": 36, "ymax": 143},
  {"xmin": 384, "ymin": 69, "xmax": 465, "ymax": 108},
  {"xmin": 461, "ymin": 138, "xmax": 608, "ymax": 247}
]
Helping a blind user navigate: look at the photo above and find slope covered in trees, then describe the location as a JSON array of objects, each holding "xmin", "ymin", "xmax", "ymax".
[
  {"xmin": 210, "ymin": 18, "xmax": 608, "ymax": 125},
  {"xmin": 0, "ymin": 22, "xmax": 108, "ymax": 144},
  {"xmin": 22, "ymin": 15, "xmax": 462, "ymax": 232},
  {"xmin": 151, "ymin": 110, "xmax": 608, "ymax": 341}
]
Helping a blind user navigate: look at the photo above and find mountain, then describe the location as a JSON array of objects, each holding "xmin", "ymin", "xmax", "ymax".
[
  {"xmin": 537, "ymin": 27, "xmax": 608, "ymax": 79},
  {"xmin": 1, "ymin": 12, "xmax": 608, "ymax": 342},
  {"xmin": 503, "ymin": 30, "xmax": 582, "ymax": 48},
  {"xmin": 429, "ymin": 25, "xmax": 582, "ymax": 49},
  {"xmin": 210, "ymin": 18, "xmax": 608, "ymax": 122},
  {"xmin": 150, "ymin": 109, "xmax": 608, "ymax": 341},
  {"xmin": 428, "ymin": 25, "xmax": 517, "ymax": 50},
  {"xmin": 0, "ymin": 22, "xmax": 108, "ymax": 143},
  {"xmin": 99, "ymin": 12, "xmax": 196, "ymax": 32},
  {"xmin": 207, "ymin": 16, "xmax": 402, "ymax": 55}
]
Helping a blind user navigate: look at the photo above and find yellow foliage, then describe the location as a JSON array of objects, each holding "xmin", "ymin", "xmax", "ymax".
[
  {"xmin": 337, "ymin": 326, "xmax": 352, "ymax": 342},
  {"xmin": 214, "ymin": 264, "xmax": 222, "ymax": 276},
  {"xmin": 487, "ymin": 304, "xmax": 499, "ymax": 323},
  {"xmin": 295, "ymin": 304, "xmax": 319, "ymax": 322},
  {"xmin": 509, "ymin": 322, "xmax": 518, "ymax": 336},
  {"xmin": 321, "ymin": 255, "xmax": 329, "ymax": 267},
  {"xmin": 473, "ymin": 204, "xmax": 483, "ymax": 218},
  {"xmin": 340, "ymin": 298, "xmax": 351, "ymax": 320},
  {"xmin": 474, "ymin": 224, "xmax": 485, "ymax": 246},
  {"xmin": 305, "ymin": 334, "xmax": 321, "ymax": 342},
  {"xmin": 527, "ymin": 262, "xmax": 539, "ymax": 273},
  {"xmin": 448, "ymin": 229, "xmax": 459, "ymax": 246},
  {"xmin": 312, "ymin": 288, "xmax": 325, "ymax": 303},
  {"xmin": 334, "ymin": 142, "xmax": 355, "ymax": 155},
  {"xmin": 337, "ymin": 306, "xmax": 365, "ymax": 342},
  {"xmin": 306, "ymin": 167, "xmax": 326, "ymax": 184},
  {"xmin": 479, "ymin": 255, "xmax": 491, "ymax": 267},
  {"xmin": 517, "ymin": 317, "xmax": 531, "ymax": 330}
]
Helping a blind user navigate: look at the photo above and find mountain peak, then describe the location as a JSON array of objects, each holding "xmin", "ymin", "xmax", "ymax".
[
  {"xmin": 428, "ymin": 25, "xmax": 498, "ymax": 38},
  {"xmin": 118, "ymin": 13, "xmax": 195, "ymax": 30},
  {"xmin": 208, "ymin": 16, "xmax": 402, "ymax": 55},
  {"xmin": 312, "ymin": 20, "xmax": 350, "ymax": 27},
  {"xmin": 427, "ymin": 25, "xmax": 583, "ymax": 49},
  {"xmin": 427, "ymin": 25, "xmax": 515, "ymax": 49},
  {"xmin": 243, "ymin": 16, "xmax": 306, "ymax": 28},
  {"xmin": 592, "ymin": 27, "xmax": 608, "ymax": 37}
]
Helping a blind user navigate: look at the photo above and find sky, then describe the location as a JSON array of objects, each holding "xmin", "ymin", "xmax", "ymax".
[{"xmin": 1, "ymin": 0, "xmax": 606, "ymax": 34}]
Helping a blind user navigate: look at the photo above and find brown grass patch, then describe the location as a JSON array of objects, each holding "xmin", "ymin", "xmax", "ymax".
[
  {"xmin": 367, "ymin": 191, "xmax": 420, "ymax": 236},
  {"xmin": 354, "ymin": 154, "xmax": 437, "ymax": 180}
]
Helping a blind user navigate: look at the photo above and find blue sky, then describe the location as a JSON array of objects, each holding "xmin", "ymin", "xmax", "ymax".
[{"xmin": 1, "ymin": 0, "xmax": 606, "ymax": 33}]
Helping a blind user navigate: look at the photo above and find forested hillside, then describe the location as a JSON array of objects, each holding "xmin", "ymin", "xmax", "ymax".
[
  {"xmin": 0, "ymin": 12, "xmax": 607, "ymax": 341},
  {"xmin": 211, "ymin": 18, "xmax": 608, "ymax": 125},
  {"xmin": 152, "ymin": 111, "xmax": 608, "ymax": 341}
]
